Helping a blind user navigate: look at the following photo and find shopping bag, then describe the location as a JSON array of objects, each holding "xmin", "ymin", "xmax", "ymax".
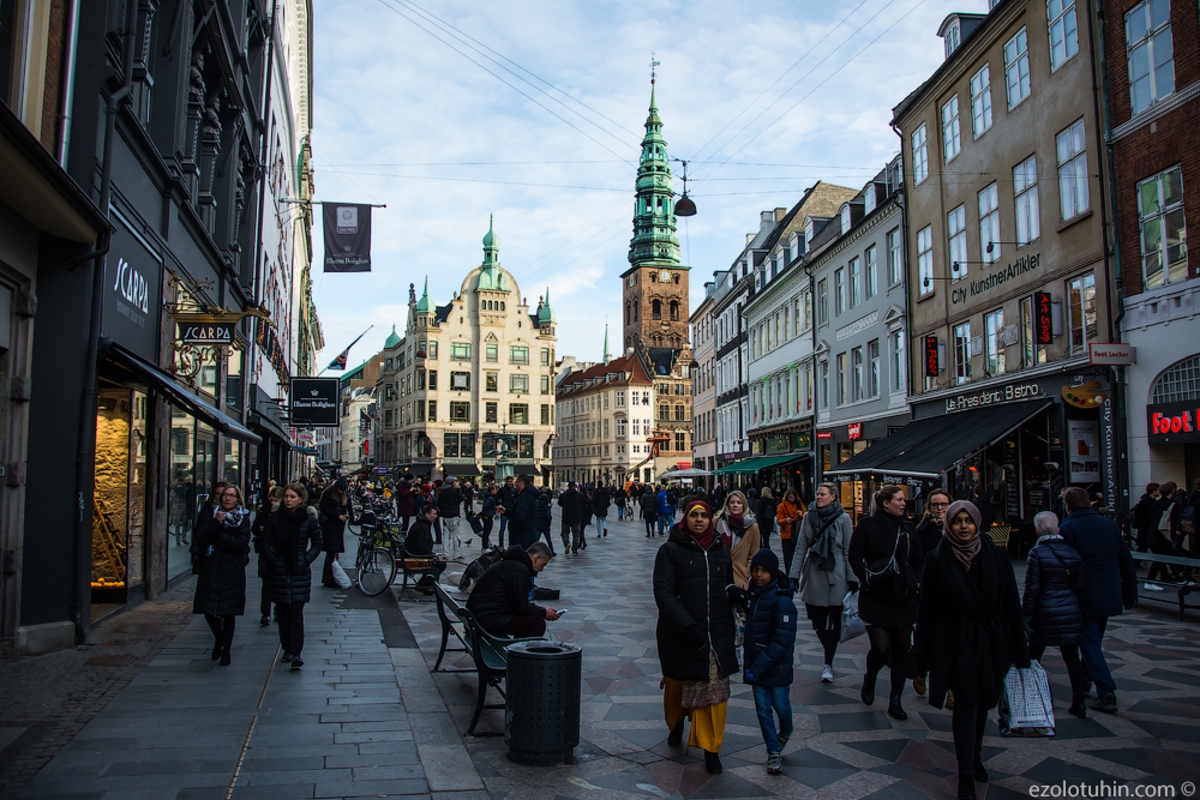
[
  {"xmin": 841, "ymin": 590, "xmax": 866, "ymax": 643},
  {"xmin": 330, "ymin": 559, "xmax": 352, "ymax": 590},
  {"xmin": 997, "ymin": 661, "xmax": 1056, "ymax": 737}
]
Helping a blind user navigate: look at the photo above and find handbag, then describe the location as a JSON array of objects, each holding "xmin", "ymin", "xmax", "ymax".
[
  {"xmin": 997, "ymin": 661, "xmax": 1056, "ymax": 737},
  {"xmin": 840, "ymin": 589, "xmax": 866, "ymax": 643},
  {"xmin": 863, "ymin": 529, "xmax": 905, "ymax": 589},
  {"xmin": 330, "ymin": 559, "xmax": 352, "ymax": 589}
]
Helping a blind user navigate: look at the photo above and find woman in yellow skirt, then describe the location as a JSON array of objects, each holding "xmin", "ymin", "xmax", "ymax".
[{"xmin": 653, "ymin": 499, "xmax": 739, "ymax": 774}]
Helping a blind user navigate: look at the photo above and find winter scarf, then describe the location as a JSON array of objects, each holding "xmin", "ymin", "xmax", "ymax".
[
  {"xmin": 217, "ymin": 504, "xmax": 248, "ymax": 529},
  {"xmin": 808, "ymin": 500, "xmax": 845, "ymax": 572}
]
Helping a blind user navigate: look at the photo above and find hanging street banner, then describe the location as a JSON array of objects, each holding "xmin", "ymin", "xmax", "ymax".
[
  {"xmin": 291, "ymin": 377, "xmax": 340, "ymax": 427},
  {"xmin": 323, "ymin": 203, "xmax": 372, "ymax": 272}
]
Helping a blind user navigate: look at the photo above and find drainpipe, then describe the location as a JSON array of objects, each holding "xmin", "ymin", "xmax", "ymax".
[
  {"xmin": 56, "ymin": 0, "xmax": 81, "ymax": 166},
  {"xmin": 73, "ymin": 0, "xmax": 137, "ymax": 645}
]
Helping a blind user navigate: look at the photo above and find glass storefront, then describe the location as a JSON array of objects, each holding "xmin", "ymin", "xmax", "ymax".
[
  {"xmin": 92, "ymin": 388, "xmax": 148, "ymax": 603},
  {"xmin": 166, "ymin": 410, "xmax": 221, "ymax": 580}
]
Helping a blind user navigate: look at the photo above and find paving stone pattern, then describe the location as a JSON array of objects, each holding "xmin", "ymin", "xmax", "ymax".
[{"xmin": 4, "ymin": 513, "xmax": 1199, "ymax": 799}]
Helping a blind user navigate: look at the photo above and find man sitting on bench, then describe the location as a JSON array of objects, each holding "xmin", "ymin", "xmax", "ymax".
[
  {"xmin": 407, "ymin": 504, "xmax": 446, "ymax": 594},
  {"xmin": 466, "ymin": 542, "xmax": 560, "ymax": 637}
]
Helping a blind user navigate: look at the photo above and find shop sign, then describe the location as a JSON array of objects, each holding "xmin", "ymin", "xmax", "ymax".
[
  {"xmin": 792, "ymin": 432, "xmax": 812, "ymax": 450},
  {"xmin": 1067, "ymin": 420, "xmax": 1101, "ymax": 482},
  {"xmin": 1034, "ymin": 292, "xmax": 1053, "ymax": 344},
  {"xmin": 950, "ymin": 253, "xmax": 1041, "ymax": 306},
  {"xmin": 816, "ymin": 431, "xmax": 833, "ymax": 440},
  {"xmin": 1088, "ymin": 342, "xmax": 1136, "ymax": 366},
  {"xmin": 1062, "ymin": 379, "xmax": 1107, "ymax": 409},
  {"xmin": 1147, "ymin": 400, "xmax": 1200, "ymax": 445},
  {"xmin": 945, "ymin": 381, "xmax": 1043, "ymax": 413},
  {"xmin": 104, "ymin": 217, "xmax": 162, "ymax": 361},
  {"xmin": 290, "ymin": 377, "xmax": 340, "ymax": 427},
  {"xmin": 847, "ymin": 422, "xmax": 863, "ymax": 440},
  {"xmin": 924, "ymin": 335, "xmax": 939, "ymax": 377},
  {"xmin": 176, "ymin": 321, "xmax": 235, "ymax": 345},
  {"xmin": 766, "ymin": 434, "xmax": 790, "ymax": 453}
]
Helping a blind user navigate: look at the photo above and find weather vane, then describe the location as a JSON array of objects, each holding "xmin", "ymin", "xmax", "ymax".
[{"xmin": 650, "ymin": 53, "xmax": 660, "ymax": 85}]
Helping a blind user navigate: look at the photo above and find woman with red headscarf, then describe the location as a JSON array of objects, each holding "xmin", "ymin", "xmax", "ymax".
[{"xmin": 653, "ymin": 499, "xmax": 739, "ymax": 774}]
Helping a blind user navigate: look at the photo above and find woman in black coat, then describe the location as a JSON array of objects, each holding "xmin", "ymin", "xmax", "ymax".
[
  {"xmin": 915, "ymin": 500, "xmax": 1028, "ymax": 800},
  {"xmin": 263, "ymin": 483, "xmax": 323, "ymax": 668},
  {"xmin": 652, "ymin": 499, "xmax": 738, "ymax": 775},
  {"xmin": 1023, "ymin": 510, "xmax": 1087, "ymax": 718},
  {"xmin": 191, "ymin": 484, "xmax": 252, "ymax": 666},
  {"xmin": 318, "ymin": 478, "xmax": 354, "ymax": 588},
  {"xmin": 849, "ymin": 484, "xmax": 925, "ymax": 720}
]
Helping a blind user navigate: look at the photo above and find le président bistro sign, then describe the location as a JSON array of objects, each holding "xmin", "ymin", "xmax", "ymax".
[
  {"xmin": 951, "ymin": 253, "xmax": 1041, "ymax": 306},
  {"xmin": 1147, "ymin": 400, "xmax": 1200, "ymax": 445},
  {"xmin": 945, "ymin": 381, "xmax": 1044, "ymax": 413}
]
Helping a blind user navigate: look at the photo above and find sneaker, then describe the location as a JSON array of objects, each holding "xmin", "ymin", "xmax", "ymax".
[
  {"xmin": 766, "ymin": 752, "xmax": 782, "ymax": 774},
  {"xmin": 290, "ymin": 656, "xmax": 304, "ymax": 669},
  {"xmin": 281, "ymin": 652, "xmax": 293, "ymax": 663},
  {"xmin": 1089, "ymin": 692, "xmax": 1117, "ymax": 714},
  {"xmin": 821, "ymin": 665, "xmax": 834, "ymax": 683},
  {"xmin": 1144, "ymin": 582, "xmax": 1165, "ymax": 592},
  {"xmin": 259, "ymin": 616, "xmax": 271, "ymax": 627}
]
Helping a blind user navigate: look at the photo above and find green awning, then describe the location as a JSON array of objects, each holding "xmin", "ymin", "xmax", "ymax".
[{"xmin": 713, "ymin": 453, "xmax": 800, "ymax": 475}]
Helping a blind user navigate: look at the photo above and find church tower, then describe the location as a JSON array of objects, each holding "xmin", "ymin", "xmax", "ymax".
[{"xmin": 620, "ymin": 83, "xmax": 690, "ymax": 353}]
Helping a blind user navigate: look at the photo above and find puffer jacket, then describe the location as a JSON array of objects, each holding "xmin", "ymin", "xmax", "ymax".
[
  {"xmin": 742, "ymin": 576, "xmax": 797, "ymax": 687},
  {"xmin": 263, "ymin": 506, "xmax": 323, "ymax": 605},
  {"xmin": 652, "ymin": 524, "xmax": 738, "ymax": 681},
  {"xmin": 591, "ymin": 487, "xmax": 611, "ymax": 517},
  {"xmin": 556, "ymin": 488, "xmax": 586, "ymax": 524},
  {"xmin": 191, "ymin": 509, "xmax": 252, "ymax": 617},
  {"xmin": 640, "ymin": 490, "xmax": 658, "ymax": 515},
  {"xmin": 1022, "ymin": 536, "xmax": 1086, "ymax": 647},
  {"xmin": 849, "ymin": 510, "xmax": 925, "ymax": 628},
  {"xmin": 465, "ymin": 545, "xmax": 546, "ymax": 635}
]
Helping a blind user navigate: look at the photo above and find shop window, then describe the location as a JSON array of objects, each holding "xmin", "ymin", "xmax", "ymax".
[
  {"xmin": 1020, "ymin": 295, "xmax": 1049, "ymax": 368},
  {"xmin": 94, "ymin": 389, "xmax": 150, "ymax": 597}
]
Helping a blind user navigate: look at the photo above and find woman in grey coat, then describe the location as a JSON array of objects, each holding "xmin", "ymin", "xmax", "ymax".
[{"xmin": 789, "ymin": 482, "xmax": 854, "ymax": 683}]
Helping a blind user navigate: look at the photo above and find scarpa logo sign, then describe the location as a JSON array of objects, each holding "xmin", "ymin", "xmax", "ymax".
[{"xmin": 113, "ymin": 257, "xmax": 149, "ymax": 314}]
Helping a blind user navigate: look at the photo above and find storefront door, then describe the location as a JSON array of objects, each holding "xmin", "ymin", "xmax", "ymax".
[{"xmin": 92, "ymin": 389, "xmax": 148, "ymax": 604}]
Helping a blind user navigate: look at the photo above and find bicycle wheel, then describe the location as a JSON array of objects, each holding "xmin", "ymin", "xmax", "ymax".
[{"xmin": 356, "ymin": 547, "xmax": 396, "ymax": 596}]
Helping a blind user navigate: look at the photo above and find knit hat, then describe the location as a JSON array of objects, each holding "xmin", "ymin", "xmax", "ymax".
[{"xmin": 750, "ymin": 548, "xmax": 780, "ymax": 577}]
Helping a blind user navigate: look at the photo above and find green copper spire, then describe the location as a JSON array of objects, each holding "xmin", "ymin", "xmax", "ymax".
[
  {"xmin": 603, "ymin": 322, "xmax": 610, "ymax": 363},
  {"xmin": 477, "ymin": 215, "xmax": 510, "ymax": 291},
  {"xmin": 537, "ymin": 287, "xmax": 555, "ymax": 324},
  {"xmin": 627, "ymin": 84, "xmax": 681, "ymax": 271},
  {"xmin": 384, "ymin": 324, "xmax": 401, "ymax": 349},
  {"xmin": 482, "ymin": 213, "xmax": 498, "ymax": 266},
  {"xmin": 415, "ymin": 277, "xmax": 430, "ymax": 313}
]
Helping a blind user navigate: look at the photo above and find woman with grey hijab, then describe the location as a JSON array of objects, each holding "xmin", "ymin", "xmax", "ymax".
[{"xmin": 789, "ymin": 482, "xmax": 853, "ymax": 683}]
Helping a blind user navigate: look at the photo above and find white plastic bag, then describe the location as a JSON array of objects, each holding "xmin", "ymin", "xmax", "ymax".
[
  {"xmin": 998, "ymin": 661, "xmax": 1055, "ymax": 737},
  {"xmin": 330, "ymin": 559, "xmax": 352, "ymax": 590},
  {"xmin": 841, "ymin": 590, "xmax": 866, "ymax": 643}
]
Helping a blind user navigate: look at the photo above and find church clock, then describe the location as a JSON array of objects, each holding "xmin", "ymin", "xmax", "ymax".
[{"xmin": 658, "ymin": 269, "xmax": 671, "ymax": 283}]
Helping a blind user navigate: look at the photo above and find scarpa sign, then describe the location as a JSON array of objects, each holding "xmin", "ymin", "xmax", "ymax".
[
  {"xmin": 290, "ymin": 377, "xmax": 340, "ymax": 427},
  {"xmin": 323, "ymin": 204, "xmax": 372, "ymax": 272},
  {"xmin": 176, "ymin": 321, "xmax": 235, "ymax": 345},
  {"xmin": 104, "ymin": 216, "xmax": 163, "ymax": 361}
]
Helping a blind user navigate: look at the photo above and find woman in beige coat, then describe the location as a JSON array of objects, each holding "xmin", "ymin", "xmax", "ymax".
[{"xmin": 715, "ymin": 490, "xmax": 761, "ymax": 589}]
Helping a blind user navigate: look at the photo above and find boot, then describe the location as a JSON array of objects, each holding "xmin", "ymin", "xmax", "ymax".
[
  {"xmin": 667, "ymin": 718, "xmax": 684, "ymax": 747},
  {"xmin": 704, "ymin": 750, "xmax": 723, "ymax": 774},
  {"xmin": 887, "ymin": 693, "xmax": 908, "ymax": 721},
  {"xmin": 861, "ymin": 672, "xmax": 877, "ymax": 706},
  {"xmin": 973, "ymin": 759, "xmax": 988, "ymax": 783},
  {"xmin": 958, "ymin": 773, "xmax": 977, "ymax": 800},
  {"xmin": 1069, "ymin": 693, "xmax": 1088, "ymax": 718}
]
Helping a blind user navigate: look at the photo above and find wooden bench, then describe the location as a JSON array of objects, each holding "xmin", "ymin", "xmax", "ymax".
[
  {"xmin": 430, "ymin": 581, "xmax": 540, "ymax": 735},
  {"xmin": 1132, "ymin": 552, "xmax": 1200, "ymax": 620},
  {"xmin": 395, "ymin": 540, "xmax": 443, "ymax": 597}
]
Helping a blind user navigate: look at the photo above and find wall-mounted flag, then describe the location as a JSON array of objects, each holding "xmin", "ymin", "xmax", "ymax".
[
  {"xmin": 324, "ymin": 326, "xmax": 373, "ymax": 372},
  {"xmin": 323, "ymin": 203, "xmax": 372, "ymax": 272}
]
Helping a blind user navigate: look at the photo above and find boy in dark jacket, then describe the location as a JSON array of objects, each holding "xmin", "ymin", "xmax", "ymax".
[{"xmin": 741, "ymin": 548, "xmax": 797, "ymax": 775}]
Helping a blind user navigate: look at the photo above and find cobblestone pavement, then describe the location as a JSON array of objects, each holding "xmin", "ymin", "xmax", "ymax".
[{"xmin": 4, "ymin": 512, "xmax": 1199, "ymax": 800}]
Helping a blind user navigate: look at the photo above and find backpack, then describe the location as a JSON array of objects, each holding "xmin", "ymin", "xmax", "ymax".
[{"xmin": 459, "ymin": 547, "xmax": 505, "ymax": 592}]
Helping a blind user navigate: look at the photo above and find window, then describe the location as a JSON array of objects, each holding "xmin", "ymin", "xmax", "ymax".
[
  {"xmin": 834, "ymin": 268, "xmax": 846, "ymax": 315},
  {"xmin": 449, "ymin": 402, "xmax": 470, "ymax": 422},
  {"xmin": 675, "ymin": 432, "xmax": 686, "ymax": 452},
  {"xmin": 616, "ymin": 417, "xmax": 626, "ymax": 437},
  {"xmin": 486, "ymin": 401, "xmax": 498, "ymax": 423},
  {"xmin": 509, "ymin": 404, "xmax": 528, "ymax": 425},
  {"xmin": 541, "ymin": 375, "xmax": 551, "ymax": 395},
  {"xmin": 849, "ymin": 258, "xmax": 861, "ymax": 308},
  {"xmin": 1126, "ymin": 0, "xmax": 1174, "ymax": 115},
  {"xmin": 450, "ymin": 342, "xmax": 471, "ymax": 361},
  {"xmin": 444, "ymin": 432, "xmax": 460, "ymax": 457},
  {"xmin": 675, "ymin": 404, "xmax": 686, "ymax": 421},
  {"xmin": 651, "ymin": 299, "xmax": 662, "ymax": 320},
  {"xmin": 851, "ymin": 347, "xmax": 864, "ymax": 401},
  {"xmin": 890, "ymin": 329, "xmax": 905, "ymax": 393},
  {"xmin": 836, "ymin": 353, "xmax": 848, "ymax": 405},
  {"xmin": 510, "ymin": 374, "xmax": 529, "ymax": 394},
  {"xmin": 917, "ymin": 226, "xmax": 934, "ymax": 296},
  {"xmin": 1138, "ymin": 165, "xmax": 1187, "ymax": 289},
  {"xmin": 817, "ymin": 279, "xmax": 829, "ymax": 324},
  {"xmin": 616, "ymin": 390, "xmax": 625, "ymax": 407},
  {"xmin": 428, "ymin": 370, "xmax": 437, "ymax": 390},
  {"xmin": 865, "ymin": 246, "xmax": 878, "ymax": 299},
  {"xmin": 887, "ymin": 228, "xmax": 903, "ymax": 285},
  {"xmin": 485, "ymin": 344, "xmax": 498, "ymax": 362},
  {"xmin": 970, "ymin": 64, "xmax": 993, "ymax": 138},
  {"xmin": 485, "ymin": 372, "xmax": 498, "ymax": 392},
  {"xmin": 944, "ymin": 19, "xmax": 961, "ymax": 57},
  {"xmin": 948, "ymin": 205, "xmax": 968, "ymax": 280},
  {"xmin": 1004, "ymin": 27, "xmax": 1031, "ymax": 108},
  {"xmin": 427, "ymin": 341, "xmax": 438, "ymax": 359},
  {"xmin": 1057, "ymin": 119, "xmax": 1089, "ymax": 220},
  {"xmin": 985, "ymin": 309, "xmax": 1006, "ymax": 375},
  {"xmin": 1020, "ymin": 295, "xmax": 1049, "ymax": 368},
  {"xmin": 1014, "ymin": 155, "xmax": 1040, "ymax": 247},
  {"xmin": 417, "ymin": 401, "xmax": 426, "ymax": 421},
  {"xmin": 841, "ymin": 205, "xmax": 852, "ymax": 233},
  {"xmin": 417, "ymin": 370, "xmax": 426, "ymax": 390},
  {"xmin": 954, "ymin": 322, "xmax": 972, "ymax": 385},
  {"xmin": 541, "ymin": 405, "xmax": 551, "ymax": 425},
  {"xmin": 540, "ymin": 348, "xmax": 550, "ymax": 366},
  {"xmin": 509, "ymin": 346, "xmax": 529, "ymax": 364},
  {"xmin": 1048, "ymin": 0, "xmax": 1079, "ymax": 69},
  {"xmin": 1068, "ymin": 272, "xmax": 1097, "ymax": 353},
  {"xmin": 603, "ymin": 419, "xmax": 610, "ymax": 438},
  {"xmin": 979, "ymin": 183, "xmax": 1000, "ymax": 264},
  {"xmin": 868, "ymin": 340, "xmax": 880, "ymax": 398},
  {"xmin": 427, "ymin": 400, "xmax": 437, "ymax": 421},
  {"xmin": 820, "ymin": 360, "xmax": 829, "ymax": 408},
  {"xmin": 912, "ymin": 124, "xmax": 929, "ymax": 184},
  {"xmin": 941, "ymin": 95, "xmax": 961, "ymax": 162},
  {"xmin": 450, "ymin": 371, "xmax": 470, "ymax": 391}
]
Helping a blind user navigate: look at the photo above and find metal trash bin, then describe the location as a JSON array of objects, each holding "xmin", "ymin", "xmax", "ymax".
[{"xmin": 504, "ymin": 640, "xmax": 582, "ymax": 765}]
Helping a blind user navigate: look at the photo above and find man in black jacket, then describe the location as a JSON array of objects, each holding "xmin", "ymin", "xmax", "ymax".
[
  {"xmin": 405, "ymin": 504, "xmax": 446, "ymax": 593},
  {"xmin": 1131, "ymin": 483, "xmax": 1160, "ymax": 552},
  {"xmin": 557, "ymin": 482, "xmax": 587, "ymax": 554},
  {"xmin": 466, "ymin": 542, "xmax": 560, "ymax": 637},
  {"xmin": 501, "ymin": 474, "xmax": 541, "ymax": 550}
]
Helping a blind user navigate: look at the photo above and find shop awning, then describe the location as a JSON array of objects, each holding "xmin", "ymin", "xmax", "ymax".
[
  {"xmin": 444, "ymin": 463, "xmax": 481, "ymax": 476},
  {"xmin": 398, "ymin": 462, "xmax": 434, "ymax": 477},
  {"xmin": 103, "ymin": 340, "xmax": 262, "ymax": 445},
  {"xmin": 714, "ymin": 453, "xmax": 800, "ymax": 475},
  {"xmin": 826, "ymin": 399, "xmax": 1053, "ymax": 479},
  {"xmin": 294, "ymin": 446, "xmax": 319, "ymax": 455}
]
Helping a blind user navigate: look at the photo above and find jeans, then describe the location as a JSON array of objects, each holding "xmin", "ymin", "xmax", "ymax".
[
  {"xmin": 1079, "ymin": 616, "xmax": 1116, "ymax": 695},
  {"xmin": 656, "ymin": 514, "xmax": 671, "ymax": 536},
  {"xmin": 498, "ymin": 515, "xmax": 508, "ymax": 547},
  {"xmin": 595, "ymin": 515, "xmax": 607, "ymax": 536},
  {"xmin": 751, "ymin": 684, "xmax": 793, "ymax": 753},
  {"xmin": 617, "ymin": 505, "xmax": 625, "ymax": 520},
  {"xmin": 480, "ymin": 516, "xmax": 493, "ymax": 549}
]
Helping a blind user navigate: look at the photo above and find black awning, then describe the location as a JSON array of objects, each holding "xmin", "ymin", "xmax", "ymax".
[
  {"xmin": 444, "ymin": 463, "xmax": 481, "ymax": 476},
  {"xmin": 398, "ymin": 462, "xmax": 434, "ymax": 476},
  {"xmin": 826, "ymin": 399, "xmax": 1052, "ymax": 479},
  {"xmin": 103, "ymin": 340, "xmax": 262, "ymax": 446}
]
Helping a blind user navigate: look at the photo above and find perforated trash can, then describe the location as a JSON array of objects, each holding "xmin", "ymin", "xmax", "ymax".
[{"xmin": 504, "ymin": 640, "xmax": 582, "ymax": 765}]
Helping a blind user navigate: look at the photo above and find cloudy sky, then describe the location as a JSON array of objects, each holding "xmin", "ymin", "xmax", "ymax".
[{"xmin": 309, "ymin": 0, "xmax": 973, "ymax": 367}]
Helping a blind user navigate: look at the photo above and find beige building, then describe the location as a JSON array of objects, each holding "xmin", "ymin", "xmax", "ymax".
[
  {"xmin": 376, "ymin": 220, "xmax": 557, "ymax": 483},
  {"xmin": 554, "ymin": 353, "xmax": 656, "ymax": 485}
]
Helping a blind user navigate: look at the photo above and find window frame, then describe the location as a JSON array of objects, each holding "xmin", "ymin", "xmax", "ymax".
[
  {"xmin": 985, "ymin": 308, "xmax": 1006, "ymax": 376},
  {"xmin": 948, "ymin": 204, "xmax": 968, "ymax": 281},
  {"xmin": 1125, "ymin": 0, "xmax": 1175, "ymax": 115},
  {"xmin": 509, "ymin": 345, "xmax": 530, "ymax": 365},
  {"xmin": 509, "ymin": 373, "xmax": 530, "ymax": 394},
  {"xmin": 1004, "ymin": 26, "xmax": 1032, "ymax": 109},
  {"xmin": 1067, "ymin": 272, "xmax": 1097, "ymax": 354},
  {"xmin": 1014, "ymin": 155, "xmax": 1040, "ymax": 248},
  {"xmin": 450, "ymin": 342, "xmax": 472, "ymax": 362},
  {"xmin": 1048, "ymin": 0, "xmax": 1079, "ymax": 71},
  {"xmin": 449, "ymin": 401, "xmax": 470, "ymax": 422},
  {"xmin": 1137, "ymin": 164, "xmax": 1187, "ymax": 289},
  {"xmin": 954, "ymin": 321, "xmax": 972, "ymax": 385},
  {"xmin": 912, "ymin": 123, "xmax": 929, "ymax": 185},
  {"xmin": 970, "ymin": 63, "xmax": 993, "ymax": 138},
  {"xmin": 1056, "ymin": 118, "xmax": 1090, "ymax": 221},
  {"xmin": 978, "ymin": 182, "xmax": 1001, "ymax": 264},
  {"xmin": 917, "ymin": 225, "xmax": 934, "ymax": 297},
  {"xmin": 941, "ymin": 94, "xmax": 962, "ymax": 162}
]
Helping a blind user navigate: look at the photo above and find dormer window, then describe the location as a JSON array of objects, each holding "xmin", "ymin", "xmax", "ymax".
[
  {"xmin": 944, "ymin": 20, "xmax": 960, "ymax": 57},
  {"xmin": 863, "ymin": 185, "xmax": 877, "ymax": 215},
  {"xmin": 840, "ymin": 205, "xmax": 852, "ymax": 234},
  {"xmin": 805, "ymin": 217, "xmax": 815, "ymax": 244}
]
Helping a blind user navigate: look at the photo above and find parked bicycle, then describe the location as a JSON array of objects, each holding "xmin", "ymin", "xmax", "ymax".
[{"xmin": 353, "ymin": 507, "xmax": 403, "ymax": 596}]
